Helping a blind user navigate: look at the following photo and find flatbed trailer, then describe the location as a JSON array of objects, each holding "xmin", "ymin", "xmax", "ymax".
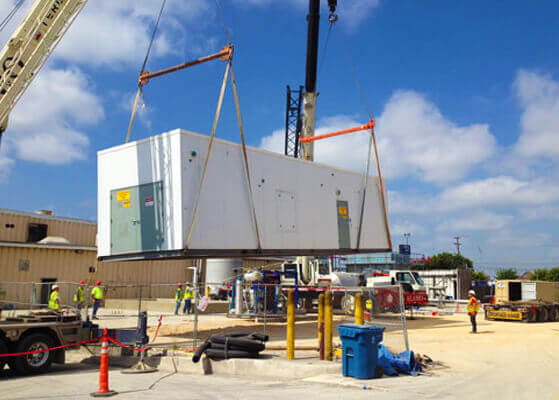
[
  {"xmin": 484, "ymin": 302, "xmax": 559, "ymax": 323},
  {"xmin": 0, "ymin": 310, "xmax": 145, "ymax": 375}
]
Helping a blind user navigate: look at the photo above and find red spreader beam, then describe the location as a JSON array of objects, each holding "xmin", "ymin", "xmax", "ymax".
[{"xmin": 298, "ymin": 118, "xmax": 375, "ymax": 143}]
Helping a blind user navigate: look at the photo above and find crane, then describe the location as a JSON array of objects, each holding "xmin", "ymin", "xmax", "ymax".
[{"xmin": 0, "ymin": 0, "xmax": 88, "ymax": 146}]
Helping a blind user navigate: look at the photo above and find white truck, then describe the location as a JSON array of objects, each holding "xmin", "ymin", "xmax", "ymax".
[{"xmin": 279, "ymin": 257, "xmax": 428, "ymax": 313}]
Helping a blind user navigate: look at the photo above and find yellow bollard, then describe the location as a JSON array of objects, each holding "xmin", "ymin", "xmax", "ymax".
[
  {"xmin": 287, "ymin": 289, "xmax": 295, "ymax": 360},
  {"xmin": 355, "ymin": 293, "xmax": 364, "ymax": 325},
  {"xmin": 205, "ymin": 286, "xmax": 210, "ymax": 298},
  {"xmin": 318, "ymin": 293, "xmax": 325, "ymax": 360},
  {"xmin": 324, "ymin": 290, "xmax": 333, "ymax": 361}
]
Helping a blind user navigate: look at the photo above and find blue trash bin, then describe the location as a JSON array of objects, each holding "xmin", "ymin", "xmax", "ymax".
[{"xmin": 338, "ymin": 324, "xmax": 385, "ymax": 379}]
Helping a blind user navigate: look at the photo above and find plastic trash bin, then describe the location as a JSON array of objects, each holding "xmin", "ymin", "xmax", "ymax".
[{"xmin": 338, "ymin": 324, "xmax": 385, "ymax": 379}]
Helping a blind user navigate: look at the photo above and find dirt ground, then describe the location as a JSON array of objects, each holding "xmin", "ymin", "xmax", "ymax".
[{"xmin": 147, "ymin": 309, "xmax": 559, "ymax": 397}]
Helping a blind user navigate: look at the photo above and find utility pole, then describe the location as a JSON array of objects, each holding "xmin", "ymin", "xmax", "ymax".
[
  {"xmin": 403, "ymin": 233, "xmax": 411, "ymax": 245},
  {"xmin": 454, "ymin": 236, "xmax": 462, "ymax": 255}
]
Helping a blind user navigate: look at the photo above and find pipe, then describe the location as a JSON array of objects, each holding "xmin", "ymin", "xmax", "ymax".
[
  {"xmin": 318, "ymin": 293, "xmax": 325, "ymax": 360},
  {"xmin": 287, "ymin": 289, "xmax": 295, "ymax": 360},
  {"xmin": 324, "ymin": 290, "xmax": 333, "ymax": 361},
  {"xmin": 355, "ymin": 293, "xmax": 364, "ymax": 325},
  {"xmin": 299, "ymin": 119, "xmax": 376, "ymax": 143}
]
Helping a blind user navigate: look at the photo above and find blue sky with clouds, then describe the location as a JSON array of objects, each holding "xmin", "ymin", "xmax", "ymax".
[{"xmin": 1, "ymin": 0, "xmax": 559, "ymax": 275}]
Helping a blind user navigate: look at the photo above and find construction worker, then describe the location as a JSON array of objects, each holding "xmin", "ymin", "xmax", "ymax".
[
  {"xmin": 174, "ymin": 282, "xmax": 183, "ymax": 315},
  {"xmin": 467, "ymin": 289, "xmax": 480, "ymax": 333},
  {"xmin": 73, "ymin": 281, "xmax": 86, "ymax": 310},
  {"xmin": 91, "ymin": 281, "xmax": 104, "ymax": 320},
  {"xmin": 183, "ymin": 284, "xmax": 194, "ymax": 315},
  {"xmin": 48, "ymin": 285, "xmax": 60, "ymax": 311}
]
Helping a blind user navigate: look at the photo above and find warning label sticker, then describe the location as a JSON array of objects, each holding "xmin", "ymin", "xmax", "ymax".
[
  {"xmin": 123, "ymin": 200, "xmax": 131, "ymax": 208},
  {"xmin": 117, "ymin": 190, "xmax": 130, "ymax": 202},
  {"xmin": 144, "ymin": 197, "xmax": 154, "ymax": 207}
]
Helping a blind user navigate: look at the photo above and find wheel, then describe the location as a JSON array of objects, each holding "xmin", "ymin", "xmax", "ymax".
[
  {"xmin": 13, "ymin": 333, "xmax": 56, "ymax": 375},
  {"xmin": 538, "ymin": 307, "xmax": 549, "ymax": 322},
  {"xmin": 0, "ymin": 339, "xmax": 7, "ymax": 371},
  {"xmin": 550, "ymin": 307, "xmax": 559, "ymax": 322},
  {"xmin": 527, "ymin": 309, "xmax": 537, "ymax": 323}
]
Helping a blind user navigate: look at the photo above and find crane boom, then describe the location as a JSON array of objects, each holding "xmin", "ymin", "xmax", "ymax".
[{"xmin": 0, "ymin": 0, "xmax": 87, "ymax": 143}]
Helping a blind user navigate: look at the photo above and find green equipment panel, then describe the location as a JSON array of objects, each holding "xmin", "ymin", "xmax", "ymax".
[
  {"xmin": 336, "ymin": 200, "xmax": 350, "ymax": 249},
  {"xmin": 110, "ymin": 182, "xmax": 164, "ymax": 254}
]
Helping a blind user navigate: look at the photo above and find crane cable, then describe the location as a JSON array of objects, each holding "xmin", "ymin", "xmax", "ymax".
[
  {"xmin": 126, "ymin": 0, "xmax": 166, "ymax": 143},
  {"xmin": 336, "ymin": 30, "xmax": 393, "ymax": 251},
  {"xmin": 0, "ymin": 0, "xmax": 25, "ymax": 33}
]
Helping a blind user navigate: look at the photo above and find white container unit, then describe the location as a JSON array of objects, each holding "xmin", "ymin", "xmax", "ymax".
[{"xmin": 97, "ymin": 129, "xmax": 391, "ymax": 261}]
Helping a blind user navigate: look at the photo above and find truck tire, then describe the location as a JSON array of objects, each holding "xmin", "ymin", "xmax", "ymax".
[
  {"xmin": 0, "ymin": 339, "xmax": 7, "ymax": 371},
  {"xmin": 551, "ymin": 307, "xmax": 559, "ymax": 322},
  {"xmin": 538, "ymin": 307, "xmax": 549, "ymax": 323},
  {"xmin": 526, "ymin": 309, "xmax": 537, "ymax": 323},
  {"xmin": 13, "ymin": 333, "xmax": 56, "ymax": 375}
]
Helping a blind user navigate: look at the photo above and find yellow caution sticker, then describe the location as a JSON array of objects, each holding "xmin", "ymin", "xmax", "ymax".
[
  {"xmin": 117, "ymin": 190, "xmax": 130, "ymax": 202},
  {"xmin": 123, "ymin": 200, "xmax": 131, "ymax": 208},
  {"xmin": 338, "ymin": 205, "xmax": 348, "ymax": 219},
  {"xmin": 487, "ymin": 310, "xmax": 523, "ymax": 321}
]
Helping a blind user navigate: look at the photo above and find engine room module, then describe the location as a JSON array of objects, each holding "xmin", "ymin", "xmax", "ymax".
[{"xmin": 97, "ymin": 129, "xmax": 391, "ymax": 261}]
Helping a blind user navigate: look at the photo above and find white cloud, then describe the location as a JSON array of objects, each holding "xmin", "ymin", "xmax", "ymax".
[
  {"xmin": 0, "ymin": 147, "xmax": 14, "ymax": 182},
  {"xmin": 487, "ymin": 230, "xmax": 551, "ymax": 249},
  {"xmin": 0, "ymin": 0, "xmax": 215, "ymax": 69},
  {"xmin": 513, "ymin": 70, "xmax": 559, "ymax": 159},
  {"xmin": 260, "ymin": 91, "xmax": 497, "ymax": 185},
  {"xmin": 437, "ymin": 212, "xmax": 513, "ymax": 232},
  {"xmin": 377, "ymin": 91, "xmax": 496, "ymax": 184},
  {"xmin": 4, "ymin": 67, "xmax": 104, "ymax": 164},
  {"xmin": 439, "ymin": 176, "xmax": 559, "ymax": 210}
]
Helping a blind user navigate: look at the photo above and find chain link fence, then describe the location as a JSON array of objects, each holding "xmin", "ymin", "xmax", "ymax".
[{"xmin": 0, "ymin": 279, "xmax": 412, "ymax": 354}]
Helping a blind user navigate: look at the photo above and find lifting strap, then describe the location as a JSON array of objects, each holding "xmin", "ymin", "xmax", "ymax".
[
  {"xmin": 229, "ymin": 60, "xmax": 263, "ymax": 250},
  {"xmin": 184, "ymin": 61, "xmax": 230, "ymax": 250},
  {"xmin": 184, "ymin": 59, "xmax": 263, "ymax": 251},
  {"xmin": 125, "ymin": 86, "xmax": 142, "ymax": 144}
]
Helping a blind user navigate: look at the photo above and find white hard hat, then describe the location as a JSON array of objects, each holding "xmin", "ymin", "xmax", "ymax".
[
  {"xmin": 468, "ymin": 290, "xmax": 475, "ymax": 295},
  {"xmin": 52, "ymin": 285, "xmax": 59, "ymax": 290}
]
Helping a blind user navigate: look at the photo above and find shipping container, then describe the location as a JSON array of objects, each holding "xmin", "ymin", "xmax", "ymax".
[{"xmin": 97, "ymin": 129, "xmax": 392, "ymax": 261}]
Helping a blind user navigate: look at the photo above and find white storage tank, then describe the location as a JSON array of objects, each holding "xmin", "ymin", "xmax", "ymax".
[
  {"xmin": 97, "ymin": 129, "xmax": 391, "ymax": 261},
  {"xmin": 206, "ymin": 259, "xmax": 242, "ymax": 299}
]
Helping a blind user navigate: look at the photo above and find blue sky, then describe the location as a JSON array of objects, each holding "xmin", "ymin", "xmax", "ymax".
[{"xmin": 1, "ymin": 0, "xmax": 559, "ymax": 275}]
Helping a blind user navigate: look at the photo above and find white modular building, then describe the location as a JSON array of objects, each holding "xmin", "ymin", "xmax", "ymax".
[{"xmin": 97, "ymin": 129, "xmax": 391, "ymax": 261}]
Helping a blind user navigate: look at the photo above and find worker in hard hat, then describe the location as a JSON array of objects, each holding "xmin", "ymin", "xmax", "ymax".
[
  {"xmin": 183, "ymin": 284, "xmax": 194, "ymax": 315},
  {"xmin": 91, "ymin": 281, "xmax": 104, "ymax": 320},
  {"xmin": 73, "ymin": 280, "xmax": 86, "ymax": 310},
  {"xmin": 48, "ymin": 285, "xmax": 60, "ymax": 311},
  {"xmin": 467, "ymin": 289, "xmax": 480, "ymax": 333},
  {"xmin": 174, "ymin": 282, "xmax": 183, "ymax": 315}
]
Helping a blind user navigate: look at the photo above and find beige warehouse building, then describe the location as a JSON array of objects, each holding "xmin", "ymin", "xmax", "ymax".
[
  {"xmin": 0, "ymin": 208, "xmax": 196, "ymax": 307},
  {"xmin": 0, "ymin": 208, "xmax": 283, "ymax": 308}
]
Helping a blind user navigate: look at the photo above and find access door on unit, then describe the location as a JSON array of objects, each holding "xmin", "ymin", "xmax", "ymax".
[
  {"xmin": 110, "ymin": 182, "xmax": 164, "ymax": 254},
  {"xmin": 336, "ymin": 200, "xmax": 350, "ymax": 249}
]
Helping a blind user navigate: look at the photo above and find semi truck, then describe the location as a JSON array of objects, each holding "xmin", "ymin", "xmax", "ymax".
[{"xmin": 484, "ymin": 280, "xmax": 559, "ymax": 322}]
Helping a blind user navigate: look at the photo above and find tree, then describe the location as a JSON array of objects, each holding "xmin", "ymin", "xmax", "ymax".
[
  {"xmin": 548, "ymin": 267, "xmax": 559, "ymax": 282},
  {"xmin": 428, "ymin": 252, "xmax": 474, "ymax": 270},
  {"xmin": 472, "ymin": 271, "xmax": 489, "ymax": 281},
  {"xmin": 530, "ymin": 268, "xmax": 550, "ymax": 281},
  {"xmin": 495, "ymin": 268, "xmax": 518, "ymax": 280}
]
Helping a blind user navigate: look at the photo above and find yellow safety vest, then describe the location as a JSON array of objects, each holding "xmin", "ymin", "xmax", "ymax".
[
  {"xmin": 73, "ymin": 287, "xmax": 85, "ymax": 303},
  {"xmin": 467, "ymin": 297, "xmax": 480, "ymax": 315},
  {"xmin": 174, "ymin": 288, "xmax": 183, "ymax": 301},
  {"xmin": 92, "ymin": 286, "xmax": 103, "ymax": 300},
  {"xmin": 48, "ymin": 291, "xmax": 59, "ymax": 310},
  {"xmin": 183, "ymin": 288, "xmax": 193, "ymax": 300}
]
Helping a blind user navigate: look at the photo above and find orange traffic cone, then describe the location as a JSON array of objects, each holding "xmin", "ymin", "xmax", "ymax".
[{"xmin": 91, "ymin": 328, "xmax": 118, "ymax": 397}]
